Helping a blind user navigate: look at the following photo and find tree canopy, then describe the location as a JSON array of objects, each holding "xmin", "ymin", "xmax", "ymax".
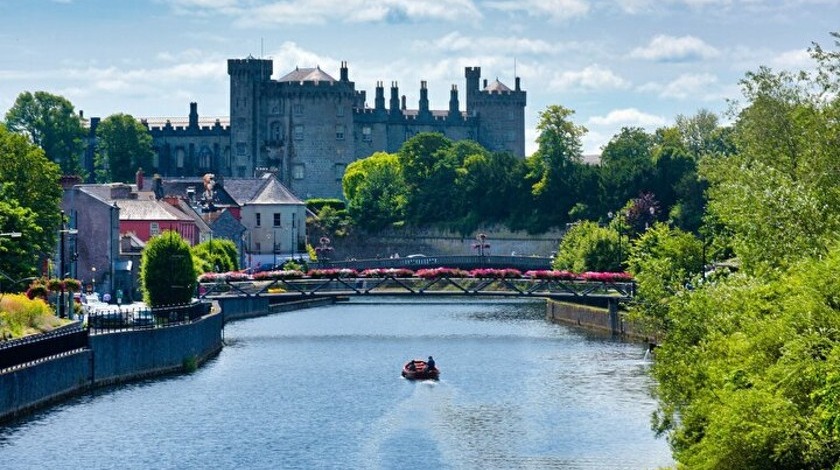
[
  {"xmin": 0, "ymin": 124, "xmax": 62, "ymax": 284},
  {"xmin": 94, "ymin": 113, "xmax": 154, "ymax": 183},
  {"xmin": 140, "ymin": 230, "xmax": 197, "ymax": 307},
  {"xmin": 4, "ymin": 91, "xmax": 86, "ymax": 177}
]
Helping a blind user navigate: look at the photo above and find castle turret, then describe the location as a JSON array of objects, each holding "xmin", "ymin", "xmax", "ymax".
[
  {"xmin": 464, "ymin": 67, "xmax": 481, "ymax": 115},
  {"xmin": 189, "ymin": 102, "xmax": 198, "ymax": 129},
  {"xmin": 449, "ymin": 85, "xmax": 460, "ymax": 118},
  {"xmin": 390, "ymin": 82, "xmax": 400, "ymax": 115},
  {"xmin": 227, "ymin": 57, "xmax": 273, "ymax": 178},
  {"xmin": 340, "ymin": 61, "xmax": 349, "ymax": 82},
  {"xmin": 419, "ymin": 81, "xmax": 430, "ymax": 117},
  {"xmin": 375, "ymin": 81, "xmax": 385, "ymax": 111}
]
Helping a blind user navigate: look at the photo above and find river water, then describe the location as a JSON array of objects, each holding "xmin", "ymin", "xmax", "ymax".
[{"xmin": 0, "ymin": 299, "xmax": 672, "ymax": 469}]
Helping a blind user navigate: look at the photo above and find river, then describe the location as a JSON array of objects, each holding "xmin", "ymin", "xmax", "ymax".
[{"xmin": 0, "ymin": 298, "xmax": 672, "ymax": 469}]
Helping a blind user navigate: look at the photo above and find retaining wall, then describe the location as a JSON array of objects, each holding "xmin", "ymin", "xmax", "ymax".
[
  {"xmin": 0, "ymin": 312, "xmax": 223, "ymax": 423},
  {"xmin": 546, "ymin": 299, "xmax": 654, "ymax": 342}
]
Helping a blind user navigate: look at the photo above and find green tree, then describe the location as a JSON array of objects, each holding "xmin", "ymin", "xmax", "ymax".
[
  {"xmin": 140, "ymin": 230, "xmax": 197, "ymax": 306},
  {"xmin": 343, "ymin": 151, "xmax": 407, "ymax": 230},
  {"xmin": 0, "ymin": 124, "xmax": 62, "ymax": 280},
  {"xmin": 525, "ymin": 105, "xmax": 588, "ymax": 230},
  {"xmin": 456, "ymin": 150, "xmax": 528, "ymax": 228},
  {"xmin": 599, "ymin": 127, "xmax": 655, "ymax": 211},
  {"xmin": 701, "ymin": 63, "xmax": 840, "ymax": 274},
  {"xmin": 192, "ymin": 238, "xmax": 238, "ymax": 274},
  {"xmin": 552, "ymin": 220, "xmax": 620, "ymax": 272},
  {"xmin": 4, "ymin": 91, "xmax": 86, "ymax": 177},
  {"xmin": 94, "ymin": 113, "xmax": 153, "ymax": 183},
  {"xmin": 398, "ymin": 133, "xmax": 461, "ymax": 224}
]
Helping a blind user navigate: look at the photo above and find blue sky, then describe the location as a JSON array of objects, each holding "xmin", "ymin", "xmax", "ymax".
[{"xmin": 1, "ymin": 0, "xmax": 837, "ymax": 156}]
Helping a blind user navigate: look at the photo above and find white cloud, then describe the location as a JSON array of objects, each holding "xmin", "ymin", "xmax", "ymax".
[
  {"xmin": 630, "ymin": 35, "xmax": 719, "ymax": 62},
  {"xmin": 587, "ymin": 108, "xmax": 666, "ymax": 127},
  {"xmin": 485, "ymin": 0, "xmax": 590, "ymax": 21},
  {"xmin": 424, "ymin": 31, "xmax": 578, "ymax": 56},
  {"xmin": 549, "ymin": 64, "xmax": 629, "ymax": 91},
  {"xmin": 769, "ymin": 48, "xmax": 812, "ymax": 70},
  {"xmin": 639, "ymin": 73, "xmax": 720, "ymax": 100},
  {"xmin": 175, "ymin": 0, "xmax": 486, "ymax": 26}
]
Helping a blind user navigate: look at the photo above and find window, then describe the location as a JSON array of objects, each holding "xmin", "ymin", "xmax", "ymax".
[
  {"xmin": 336, "ymin": 105, "xmax": 344, "ymax": 117},
  {"xmin": 293, "ymin": 103, "xmax": 303, "ymax": 116},
  {"xmin": 150, "ymin": 222, "xmax": 160, "ymax": 237},
  {"xmin": 255, "ymin": 213, "xmax": 261, "ymax": 227},
  {"xmin": 176, "ymin": 148, "xmax": 185, "ymax": 169},
  {"xmin": 270, "ymin": 122, "xmax": 284, "ymax": 142},
  {"xmin": 293, "ymin": 164, "xmax": 305, "ymax": 180},
  {"xmin": 336, "ymin": 124, "xmax": 345, "ymax": 140},
  {"xmin": 362, "ymin": 126, "xmax": 372, "ymax": 142},
  {"xmin": 334, "ymin": 163, "xmax": 346, "ymax": 181},
  {"xmin": 199, "ymin": 146, "xmax": 212, "ymax": 168},
  {"xmin": 294, "ymin": 125, "xmax": 304, "ymax": 140},
  {"xmin": 273, "ymin": 213, "xmax": 282, "ymax": 227}
]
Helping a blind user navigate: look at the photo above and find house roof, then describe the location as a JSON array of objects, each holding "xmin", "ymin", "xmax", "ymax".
[
  {"xmin": 224, "ymin": 175, "xmax": 304, "ymax": 206},
  {"xmin": 115, "ymin": 199, "xmax": 194, "ymax": 221},
  {"xmin": 160, "ymin": 179, "xmax": 238, "ymax": 206},
  {"xmin": 278, "ymin": 66, "xmax": 337, "ymax": 83}
]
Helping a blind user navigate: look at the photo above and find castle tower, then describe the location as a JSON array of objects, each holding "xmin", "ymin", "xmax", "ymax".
[
  {"xmin": 228, "ymin": 57, "xmax": 273, "ymax": 178},
  {"xmin": 389, "ymin": 82, "xmax": 400, "ymax": 116},
  {"xmin": 464, "ymin": 67, "xmax": 526, "ymax": 156},
  {"xmin": 374, "ymin": 81, "xmax": 385, "ymax": 111},
  {"xmin": 418, "ymin": 81, "xmax": 430, "ymax": 118}
]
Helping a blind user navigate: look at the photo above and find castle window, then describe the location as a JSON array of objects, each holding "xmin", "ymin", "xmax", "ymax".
[
  {"xmin": 293, "ymin": 164, "xmax": 305, "ymax": 180},
  {"xmin": 337, "ymin": 106, "xmax": 345, "ymax": 117},
  {"xmin": 362, "ymin": 126, "xmax": 372, "ymax": 141},
  {"xmin": 334, "ymin": 163, "xmax": 346, "ymax": 181},
  {"xmin": 336, "ymin": 124, "xmax": 345, "ymax": 140},
  {"xmin": 199, "ymin": 146, "xmax": 212, "ymax": 168},
  {"xmin": 270, "ymin": 121, "xmax": 284, "ymax": 142},
  {"xmin": 273, "ymin": 213, "xmax": 282, "ymax": 227},
  {"xmin": 294, "ymin": 125, "xmax": 304, "ymax": 140},
  {"xmin": 293, "ymin": 103, "xmax": 303, "ymax": 116},
  {"xmin": 255, "ymin": 213, "xmax": 261, "ymax": 227},
  {"xmin": 150, "ymin": 222, "xmax": 160, "ymax": 237},
  {"xmin": 176, "ymin": 147, "xmax": 185, "ymax": 169}
]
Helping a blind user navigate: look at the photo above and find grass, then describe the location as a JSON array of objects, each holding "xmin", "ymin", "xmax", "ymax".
[{"xmin": 0, "ymin": 293, "xmax": 71, "ymax": 340}]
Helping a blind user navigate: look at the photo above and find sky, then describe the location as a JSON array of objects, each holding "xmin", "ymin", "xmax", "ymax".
[{"xmin": 1, "ymin": 0, "xmax": 838, "ymax": 157}]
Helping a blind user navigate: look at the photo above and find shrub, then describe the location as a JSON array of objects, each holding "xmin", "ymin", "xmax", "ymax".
[
  {"xmin": 0, "ymin": 293, "xmax": 63, "ymax": 338},
  {"xmin": 141, "ymin": 230, "xmax": 197, "ymax": 307}
]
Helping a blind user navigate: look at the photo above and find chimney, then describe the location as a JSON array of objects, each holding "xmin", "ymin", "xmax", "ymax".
[
  {"xmin": 401, "ymin": 95, "xmax": 406, "ymax": 110},
  {"xmin": 189, "ymin": 102, "xmax": 198, "ymax": 129},
  {"xmin": 135, "ymin": 168, "xmax": 144, "ymax": 191}
]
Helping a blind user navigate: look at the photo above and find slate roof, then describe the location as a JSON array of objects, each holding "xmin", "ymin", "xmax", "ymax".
[
  {"xmin": 485, "ymin": 79, "xmax": 512, "ymax": 92},
  {"xmin": 278, "ymin": 66, "xmax": 337, "ymax": 83},
  {"xmin": 160, "ymin": 179, "xmax": 238, "ymax": 206},
  {"xmin": 114, "ymin": 199, "xmax": 194, "ymax": 221},
  {"xmin": 223, "ymin": 175, "xmax": 303, "ymax": 206}
]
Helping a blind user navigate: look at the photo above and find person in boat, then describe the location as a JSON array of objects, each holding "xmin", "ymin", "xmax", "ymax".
[
  {"xmin": 426, "ymin": 356, "xmax": 436, "ymax": 371},
  {"xmin": 406, "ymin": 361, "xmax": 417, "ymax": 371}
]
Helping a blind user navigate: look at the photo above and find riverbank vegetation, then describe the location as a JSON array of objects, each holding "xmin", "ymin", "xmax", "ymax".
[
  {"xmin": 631, "ymin": 33, "xmax": 840, "ymax": 468},
  {"xmin": 0, "ymin": 294, "xmax": 67, "ymax": 339}
]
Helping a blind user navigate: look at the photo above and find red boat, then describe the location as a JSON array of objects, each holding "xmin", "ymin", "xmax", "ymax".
[{"xmin": 402, "ymin": 359, "xmax": 440, "ymax": 380}]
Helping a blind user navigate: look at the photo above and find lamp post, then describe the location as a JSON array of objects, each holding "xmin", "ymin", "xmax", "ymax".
[
  {"xmin": 58, "ymin": 210, "xmax": 79, "ymax": 318},
  {"xmin": 608, "ymin": 211, "xmax": 623, "ymax": 270}
]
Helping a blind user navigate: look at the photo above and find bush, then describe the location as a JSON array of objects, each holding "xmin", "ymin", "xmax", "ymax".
[
  {"xmin": 141, "ymin": 230, "xmax": 197, "ymax": 307},
  {"xmin": 553, "ymin": 221, "xmax": 621, "ymax": 273}
]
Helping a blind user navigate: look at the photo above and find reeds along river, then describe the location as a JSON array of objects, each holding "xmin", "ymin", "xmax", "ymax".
[{"xmin": 0, "ymin": 298, "xmax": 672, "ymax": 469}]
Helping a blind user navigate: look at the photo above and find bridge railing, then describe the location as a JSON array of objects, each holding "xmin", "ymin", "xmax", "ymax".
[
  {"xmin": 316, "ymin": 255, "xmax": 552, "ymax": 271},
  {"xmin": 200, "ymin": 275, "xmax": 635, "ymax": 301}
]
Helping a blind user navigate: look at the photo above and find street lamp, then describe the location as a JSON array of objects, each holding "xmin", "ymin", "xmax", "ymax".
[
  {"xmin": 608, "ymin": 211, "xmax": 623, "ymax": 270},
  {"xmin": 473, "ymin": 233, "xmax": 490, "ymax": 257},
  {"xmin": 58, "ymin": 210, "xmax": 79, "ymax": 318}
]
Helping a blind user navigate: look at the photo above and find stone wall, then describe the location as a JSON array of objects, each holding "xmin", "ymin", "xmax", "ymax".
[
  {"xmin": 328, "ymin": 226, "xmax": 563, "ymax": 261},
  {"xmin": 0, "ymin": 313, "xmax": 223, "ymax": 423},
  {"xmin": 545, "ymin": 299, "xmax": 655, "ymax": 343}
]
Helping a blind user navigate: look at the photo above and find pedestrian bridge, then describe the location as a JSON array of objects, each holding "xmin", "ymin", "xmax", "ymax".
[{"xmin": 199, "ymin": 274, "xmax": 635, "ymax": 302}]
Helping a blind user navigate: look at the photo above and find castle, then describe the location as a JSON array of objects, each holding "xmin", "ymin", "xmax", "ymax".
[{"xmin": 88, "ymin": 57, "xmax": 526, "ymax": 200}]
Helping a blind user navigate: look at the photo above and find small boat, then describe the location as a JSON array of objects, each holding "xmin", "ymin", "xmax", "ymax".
[{"xmin": 402, "ymin": 359, "xmax": 440, "ymax": 380}]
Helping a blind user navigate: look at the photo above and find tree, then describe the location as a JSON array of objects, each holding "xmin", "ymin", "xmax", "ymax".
[
  {"xmin": 552, "ymin": 221, "xmax": 620, "ymax": 273},
  {"xmin": 398, "ymin": 133, "xmax": 461, "ymax": 224},
  {"xmin": 95, "ymin": 113, "xmax": 153, "ymax": 183},
  {"xmin": 140, "ymin": 230, "xmax": 197, "ymax": 307},
  {"xmin": 4, "ymin": 91, "xmax": 86, "ymax": 177},
  {"xmin": 0, "ymin": 124, "xmax": 62, "ymax": 280},
  {"xmin": 599, "ymin": 127, "xmax": 655, "ymax": 211},
  {"xmin": 192, "ymin": 238, "xmax": 238, "ymax": 275},
  {"xmin": 525, "ymin": 105, "xmax": 588, "ymax": 230},
  {"xmin": 343, "ymin": 152, "xmax": 407, "ymax": 230}
]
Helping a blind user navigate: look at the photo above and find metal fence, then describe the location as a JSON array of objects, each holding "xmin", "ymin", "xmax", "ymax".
[
  {"xmin": 0, "ymin": 325, "xmax": 88, "ymax": 371},
  {"xmin": 87, "ymin": 301, "xmax": 211, "ymax": 333},
  {"xmin": 318, "ymin": 255, "xmax": 552, "ymax": 271}
]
